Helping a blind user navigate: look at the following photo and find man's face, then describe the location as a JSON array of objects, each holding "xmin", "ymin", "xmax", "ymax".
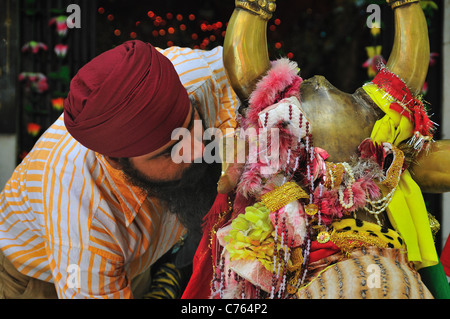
[
  {"xmin": 117, "ymin": 106, "xmax": 221, "ymax": 235},
  {"xmin": 129, "ymin": 106, "xmax": 204, "ymax": 183}
]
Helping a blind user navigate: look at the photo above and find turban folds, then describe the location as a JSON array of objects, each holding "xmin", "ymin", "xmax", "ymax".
[{"xmin": 64, "ymin": 40, "xmax": 190, "ymax": 157}]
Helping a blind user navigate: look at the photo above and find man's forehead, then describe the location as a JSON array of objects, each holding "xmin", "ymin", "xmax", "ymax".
[{"xmin": 131, "ymin": 105, "xmax": 196, "ymax": 161}]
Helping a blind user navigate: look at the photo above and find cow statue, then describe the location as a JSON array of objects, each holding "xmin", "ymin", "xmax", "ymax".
[{"xmin": 182, "ymin": 0, "xmax": 450, "ymax": 299}]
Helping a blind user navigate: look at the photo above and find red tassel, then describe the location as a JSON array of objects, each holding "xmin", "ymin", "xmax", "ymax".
[{"xmin": 201, "ymin": 193, "xmax": 230, "ymax": 235}]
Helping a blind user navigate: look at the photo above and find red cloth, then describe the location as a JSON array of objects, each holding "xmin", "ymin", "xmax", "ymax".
[
  {"xmin": 309, "ymin": 240, "xmax": 341, "ymax": 263},
  {"xmin": 64, "ymin": 40, "xmax": 190, "ymax": 157},
  {"xmin": 182, "ymin": 193, "xmax": 230, "ymax": 299},
  {"xmin": 372, "ymin": 67, "xmax": 433, "ymax": 137},
  {"xmin": 441, "ymin": 236, "xmax": 450, "ymax": 276},
  {"xmin": 181, "ymin": 228, "xmax": 214, "ymax": 299}
]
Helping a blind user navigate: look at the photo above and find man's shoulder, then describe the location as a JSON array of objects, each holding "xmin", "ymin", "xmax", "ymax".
[
  {"xmin": 24, "ymin": 115, "xmax": 101, "ymax": 200},
  {"xmin": 156, "ymin": 45, "xmax": 223, "ymax": 60},
  {"xmin": 157, "ymin": 46, "xmax": 224, "ymax": 73},
  {"xmin": 30, "ymin": 115, "xmax": 94, "ymax": 170}
]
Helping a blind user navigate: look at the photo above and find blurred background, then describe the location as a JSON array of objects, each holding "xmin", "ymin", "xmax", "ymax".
[{"xmin": 1, "ymin": 0, "xmax": 449, "ymax": 254}]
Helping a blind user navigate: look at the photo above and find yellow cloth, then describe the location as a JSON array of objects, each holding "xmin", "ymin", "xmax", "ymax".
[{"xmin": 363, "ymin": 83, "xmax": 438, "ymax": 270}]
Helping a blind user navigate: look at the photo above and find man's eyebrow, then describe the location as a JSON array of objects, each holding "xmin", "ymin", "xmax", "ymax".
[{"xmin": 152, "ymin": 107, "xmax": 196, "ymax": 158}]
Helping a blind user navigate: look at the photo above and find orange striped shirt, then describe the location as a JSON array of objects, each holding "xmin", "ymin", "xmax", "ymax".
[{"xmin": 0, "ymin": 46, "xmax": 239, "ymax": 298}]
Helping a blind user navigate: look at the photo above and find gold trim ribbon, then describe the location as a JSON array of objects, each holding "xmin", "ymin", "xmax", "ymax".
[{"xmin": 261, "ymin": 181, "xmax": 308, "ymax": 212}]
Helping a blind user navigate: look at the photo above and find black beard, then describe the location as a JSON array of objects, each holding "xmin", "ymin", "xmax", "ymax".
[{"xmin": 119, "ymin": 158, "xmax": 221, "ymax": 237}]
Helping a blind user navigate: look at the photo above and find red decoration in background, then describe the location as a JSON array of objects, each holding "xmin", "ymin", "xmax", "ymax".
[
  {"xmin": 51, "ymin": 97, "xmax": 65, "ymax": 111},
  {"xmin": 54, "ymin": 44, "xmax": 68, "ymax": 58},
  {"xmin": 441, "ymin": 236, "xmax": 450, "ymax": 277},
  {"xmin": 429, "ymin": 52, "xmax": 439, "ymax": 67},
  {"xmin": 96, "ymin": 5, "xmax": 285, "ymax": 58},
  {"xmin": 49, "ymin": 16, "xmax": 69, "ymax": 37},
  {"xmin": 21, "ymin": 41, "xmax": 48, "ymax": 54},
  {"xmin": 18, "ymin": 72, "xmax": 49, "ymax": 94},
  {"xmin": 27, "ymin": 123, "xmax": 42, "ymax": 137},
  {"xmin": 100, "ymin": 6, "xmax": 231, "ymax": 48},
  {"xmin": 362, "ymin": 55, "xmax": 385, "ymax": 74}
]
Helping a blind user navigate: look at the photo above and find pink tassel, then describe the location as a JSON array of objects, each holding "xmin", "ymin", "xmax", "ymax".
[
  {"xmin": 314, "ymin": 188, "xmax": 342, "ymax": 225},
  {"xmin": 236, "ymin": 162, "xmax": 265, "ymax": 199},
  {"xmin": 347, "ymin": 181, "xmax": 366, "ymax": 212},
  {"xmin": 359, "ymin": 178, "xmax": 381, "ymax": 201},
  {"xmin": 245, "ymin": 58, "xmax": 303, "ymax": 128}
]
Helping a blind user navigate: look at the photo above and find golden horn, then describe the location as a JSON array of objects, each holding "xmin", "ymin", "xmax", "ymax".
[
  {"xmin": 385, "ymin": 2, "xmax": 430, "ymax": 95},
  {"xmin": 223, "ymin": 2, "xmax": 272, "ymax": 102}
]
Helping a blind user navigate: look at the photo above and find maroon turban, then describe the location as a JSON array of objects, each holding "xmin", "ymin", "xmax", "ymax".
[{"xmin": 64, "ymin": 40, "xmax": 190, "ymax": 157}]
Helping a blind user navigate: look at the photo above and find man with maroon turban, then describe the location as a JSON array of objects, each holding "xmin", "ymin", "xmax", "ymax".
[{"xmin": 0, "ymin": 40, "xmax": 239, "ymax": 298}]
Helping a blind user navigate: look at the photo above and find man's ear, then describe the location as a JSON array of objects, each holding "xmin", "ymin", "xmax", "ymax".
[{"xmin": 104, "ymin": 156, "xmax": 123, "ymax": 170}]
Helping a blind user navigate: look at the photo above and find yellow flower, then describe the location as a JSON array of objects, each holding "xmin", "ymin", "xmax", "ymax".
[
  {"xmin": 224, "ymin": 203, "xmax": 275, "ymax": 269},
  {"xmin": 370, "ymin": 21, "xmax": 381, "ymax": 37},
  {"xmin": 420, "ymin": 0, "xmax": 438, "ymax": 11},
  {"xmin": 224, "ymin": 202, "xmax": 291, "ymax": 271},
  {"xmin": 363, "ymin": 46, "xmax": 384, "ymax": 78},
  {"xmin": 51, "ymin": 97, "xmax": 65, "ymax": 111}
]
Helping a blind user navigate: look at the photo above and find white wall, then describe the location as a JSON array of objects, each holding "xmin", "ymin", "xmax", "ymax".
[
  {"xmin": 441, "ymin": 0, "xmax": 450, "ymax": 252},
  {"xmin": 0, "ymin": 134, "xmax": 16, "ymax": 191}
]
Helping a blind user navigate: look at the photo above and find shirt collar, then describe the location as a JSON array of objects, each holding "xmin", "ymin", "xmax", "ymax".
[{"xmin": 97, "ymin": 154, "xmax": 147, "ymax": 227}]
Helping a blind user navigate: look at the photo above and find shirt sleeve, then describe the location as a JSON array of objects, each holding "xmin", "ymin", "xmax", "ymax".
[
  {"xmin": 194, "ymin": 46, "xmax": 239, "ymax": 135},
  {"xmin": 43, "ymin": 188, "xmax": 133, "ymax": 298},
  {"xmin": 42, "ymin": 137, "xmax": 132, "ymax": 299},
  {"xmin": 47, "ymin": 242, "xmax": 132, "ymax": 299}
]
